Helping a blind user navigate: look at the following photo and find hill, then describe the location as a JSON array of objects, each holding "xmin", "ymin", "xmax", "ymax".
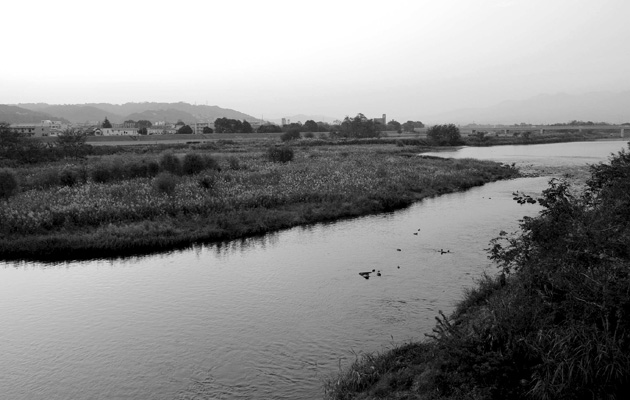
[
  {"xmin": 425, "ymin": 90, "xmax": 630, "ymax": 125},
  {"xmin": 16, "ymin": 102, "xmax": 260, "ymax": 124},
  {"xmin": 0, "ymin": 105, "xmax": 68, "ymax": 124}
]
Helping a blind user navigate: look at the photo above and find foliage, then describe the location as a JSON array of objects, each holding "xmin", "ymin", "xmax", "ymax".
[
  {"xmin": 153, "ymin": 172, "xmax": 178, "ymax": 195},
  {"xmin": 182, "ymin": 153, "xmax": 205, "ymax": 175},
  {"xmin": 280, "ymin": 128, "xmax": 301, "ymax": 142},
  {"xmin": 159, "ymin": 152, "xmax": 182, "ymax": 175},
  {"xmin": 427, "ymin": 124, "xmax": 463, "ymax": 146},
  {"xmin": 56, "ymin": 128, "xmax": 89, "ymax": 159},
  {"xmin": 242, "ymin": 120, "xmax": 253, "ymax": 133},
  {"xmin": 386, "ymin": 119, "xmax": 402, "ymax": 132},
  {"xmin": 303, "ymin": 120, "xmax": 319, "ymax": 132},
  {"xmin": 0, "ymin": 168, "xmax": 19, "ymax": 199},
  {"xmin": 102, "ymin": 117, "xmax": 112, "ymax": 128},
  {"xmin": 0, "ymin": 146, "xmax": 518, "ymax": 259},
  {"xmin": 202, "ymin": 126, "xmax": 214, "ymax": 134},
  {"xmin": 177, "ymin": 125, "xmax": 193, "ymax": 134},
  {"xmin": 257, "ymin": 124, "xmax": 282, "ymax": 133},
  {"xmin": 338, "ymin": 114, "xmax": 380, "ymax": 138},
  {"xmin": 267, "ymin": 146, "xmax": 294, "ymax": 162},
  {"xmin": 0, "ymin": 121, "xmax": 53, "ymax": 164},
  {"xmin": 402, "ymin": 120, "xmax": 424, "ymax": 132},
  {"xmin": 59, "ymin": 164, "xmax": 85, "ymax": 187},
  {"xmin": 138, "ymin": 127, "xmax": 148, "ymax": 135},
  {"xmin": 214, "ymin": 118, "xmax": 252, "ymax": 133}
]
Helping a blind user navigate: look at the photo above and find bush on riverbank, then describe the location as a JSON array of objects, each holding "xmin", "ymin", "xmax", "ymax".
[{"xmin": 326, "ymin": 144, "xmax": 630, "ymax": 399}]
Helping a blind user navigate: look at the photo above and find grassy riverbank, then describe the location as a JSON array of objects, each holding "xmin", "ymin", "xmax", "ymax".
[
  {"xmin": 325, "ymin": 144, "xmax": 630, "ymax": 399},
  {"xmin": 0, "ymin": 143, "xmax": 518, "ymax": 261}
]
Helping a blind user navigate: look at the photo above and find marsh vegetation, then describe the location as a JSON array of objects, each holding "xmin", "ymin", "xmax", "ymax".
[{"xmin": 0, "ymin": 140, "xmax": 517, "ymax": 261}]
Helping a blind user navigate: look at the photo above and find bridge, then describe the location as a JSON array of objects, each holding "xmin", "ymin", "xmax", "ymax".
[{"xmin": 417, "ymin": 125, "xmax": 628, "ymax": 137}]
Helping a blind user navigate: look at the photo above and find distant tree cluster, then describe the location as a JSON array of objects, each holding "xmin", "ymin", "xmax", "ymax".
[
  {"xmin": 402, "ymin": 120, "xmax": 425, "ymax": 132},
  {"xmin": 551, "ymin": 120, "xmax": 611, "ymax": 126},
  {"xmin": 257, "ymin": 124, "xmax": 282, "ymax": 133},
  {"xmin": 427, "ymin": 124, "xmax": 463, "ymax": 146},
  {"xmin": 214, "ymin": 118, "xmax": 253, "ymax": 133},
  {"xmin": 336, "ymin": 114, "xmax": 381, "ymax": 138}
]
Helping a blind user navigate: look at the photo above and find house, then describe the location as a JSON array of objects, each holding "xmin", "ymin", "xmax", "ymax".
[{"xmin": 10, "ymin": 120, "xmax": 67, "ymax": 137}]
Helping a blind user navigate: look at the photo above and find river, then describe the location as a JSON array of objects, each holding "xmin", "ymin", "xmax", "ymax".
[{"xmin": 0, "ymin": 140, "xmax": 627, "ymax": 399}]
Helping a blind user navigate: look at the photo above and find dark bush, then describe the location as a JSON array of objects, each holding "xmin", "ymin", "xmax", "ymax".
[
  {"xmin": 227, "ymin": 156, "xmax": 241, "ymax": 170},
  {"xmin": 153, "ymin": 172, "xmax": 178, "ymax": 195},
  {"xmin": 203, "ymin": 155, "xmax": 220, "ymax": 171},
  {"xmin": 91, "ymin": 163, "xmax": 114, "ymax": 183},
  {"xmin": 427, "ymin": 124, "xmax": 463, "ymax": 146},
  {"xmin": 198, "ymin": 173, "xmax": 218, "ymax": 190},
  {"xmin": 59, "ymin": 165, "xmax": 80, "ymax": 186},
  {"xmin": 0, "ymin": 168, "xmax": 19, "ymax": 199},
  {"xmin": 159, "ymin": 152, "xmax": 181, "ymax": 175},
  {"xmin": 303, "ymin": 131, "xmax": 315, "ymax": 139},
  {"xmin": 267, "ymin": 146, "xmax": 294, "ymax": 163},
  {"xmin": 182, "ymin": 153, "xmax": 205, "ymax": 175},
  {"xmin": 281, "ymin": 129, "xmax": 301, "ymax": 142},
  {"xmin": 33, "ymin": 168, "xmax": 61, "ymax": 189}
]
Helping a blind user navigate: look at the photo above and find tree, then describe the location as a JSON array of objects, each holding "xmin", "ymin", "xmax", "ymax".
[
  {"xmin": 0, "ymin": 121, "xmax": 49, "ymax": 163},
  {"xmin": 339, "ymin": 113, "xmax": 380, "ymax": 138},
  {"xmin": 386, "ymin": 119, "xmax": 402, "ymax": 132},
  {"xmin": 242, "ymin": 120, "xmax": 253, "ymax": 133},
  {"xmin": 303, "ymin": 120, "xmax": 319, "ymax": 132},
  {"xmin": 136, "ymin": 120, "xmax": 152, "ymax": 129},
  {"xmin": 402, "ymin": 121, "xmax": 424, "ymax": 132},
  {"xmin": 177, "ymin": 125, "xmax": 193, "ymax": 134},
  {"xmin": 202, "ymin": 126, "xmax": 214, "ymax": 134},
  {"xmin": 102, "ymin": 117, "xmax": 112, "ymax": 128},
  {"xmin": 281, "ymin": 128, "xmax": 301, "ymax": 142},
  {"xmin": 57, "ymin": 128, "xmax": 89, "ymax": 159},
  {"xmin": 257, "ymin": 124, "xmax": 282, "ymax": 133},
  {"xmin": 427, "ymin": 124, "xmax": 462, "ymax": 146},
  {"xmin": 214, "ymin": 118, "xmax": 244, "ymax": 133},
  {"xmin": 138, "ymin": 127, "xmax": 148, "ymax": 135}
]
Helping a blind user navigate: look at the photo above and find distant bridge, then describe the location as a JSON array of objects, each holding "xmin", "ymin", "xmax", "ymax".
[{"xmin": 417, "ymin": 125, "xmax": 629, "ymax": 137}]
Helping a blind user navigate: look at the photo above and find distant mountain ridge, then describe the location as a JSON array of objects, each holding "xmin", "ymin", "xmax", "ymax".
[
  {"xmin": 14, "ymin": 102, "xmax": 260, "ymax": 124},
  {"xmin": 0, "ymin": 105, "xmax": 70, "ymax": 124},
  {"xmin": 425, "ymin": 91, "xmax": 630, "ymax": 125}
]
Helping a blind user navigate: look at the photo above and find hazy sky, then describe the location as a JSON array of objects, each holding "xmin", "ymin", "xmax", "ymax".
[{"xmin": 2, "ymin": 0, "xmax": 629, "ymax": 121}]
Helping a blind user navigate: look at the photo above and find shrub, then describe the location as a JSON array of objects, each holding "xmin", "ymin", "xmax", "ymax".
[
  {"xmin": 0, "ymin": 168, "xmax": 19, "ymax": 199},
  {"xmin": 91, "ymin": 162, "xmax": 114, "ymax": 183},
  {"xmin": 198, "ymin": 173, "xmax": 218, "ymax": 190},
  {"xmin": 227, "ymin": 156, "xmax": 241, "ymax": 170},
  {"xmin": 281, "ymin": 129, "xmax": 301, "ymax": 142},
  {"xmin": 182, "ymin": 153, "xmax": 205, "ymax": 175},
  {"xmin": 303, "ymin": 131, "xmax": 315, "ymax": 139},
  {"xmin": 267, "ymin": 146, "xmax": 294, "ymax": 163},
  {"xmin": 59, "ymin": 165, "xmax": 80, "ymax": 186},
  {"xmin": 396, "ymin": 140, "xmax": 405, "ymax": 147},
  {"xmin": 30, "ymin": 168, "xmax": 60, "ymax": 189},
  {"xmin": 427, "ymin": 124, "xmax": 463, "ymax": 146},
  {"xmin": 203, "ymin": 155, "xmax": 221, "ymax": 171},
  {"xmin": 153, "ymin": 172, "xmax": 178, "ymax": 195},
  {"xmin": 159, "ymin": 152, "xmax": 181, "ymax": 175}
]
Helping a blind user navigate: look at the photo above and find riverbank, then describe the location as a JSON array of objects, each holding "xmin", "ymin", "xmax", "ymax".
[
  {"xmin": 0, "ymin": 144, "xmax": 518, "ymax": 261},
  {"xmin": 325, "ymin": 144, "xmax": 630, "ymax": 399}
]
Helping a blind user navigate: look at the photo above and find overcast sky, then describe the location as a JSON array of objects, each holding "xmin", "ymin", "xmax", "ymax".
[{"xmin": 2, "ymin": 0, "xmax": 629, "ymax": 121}]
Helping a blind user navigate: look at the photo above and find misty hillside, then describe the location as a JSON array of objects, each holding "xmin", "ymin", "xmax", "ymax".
[
  {"xmin": 425, "ymin": 91, "xmax": 630, "ymax": 125},
  {"xmin": 124, "ymin": 109, "xmax": 199, "ymax": 124},
  {"xmin": 16, "ymin": 102, "xmax": 259, "ymax": 124},
  {"xmin": 0, "ymin": 105, "xmax": 69, "ymax": 124},
  {"xmin": 18, "ymin": 104, "xmax": 124, "ymax": 124}
]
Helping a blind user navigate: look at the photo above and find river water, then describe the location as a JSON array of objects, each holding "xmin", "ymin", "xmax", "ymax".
[{"xmin": 1, "ymin": 140, "xmax": 627, "ymax": 399}]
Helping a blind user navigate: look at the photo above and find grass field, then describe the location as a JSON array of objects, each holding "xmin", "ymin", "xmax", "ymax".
[{"xmin": 0, "ymin": 141, "xmax": 518, "ymax": 261}]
